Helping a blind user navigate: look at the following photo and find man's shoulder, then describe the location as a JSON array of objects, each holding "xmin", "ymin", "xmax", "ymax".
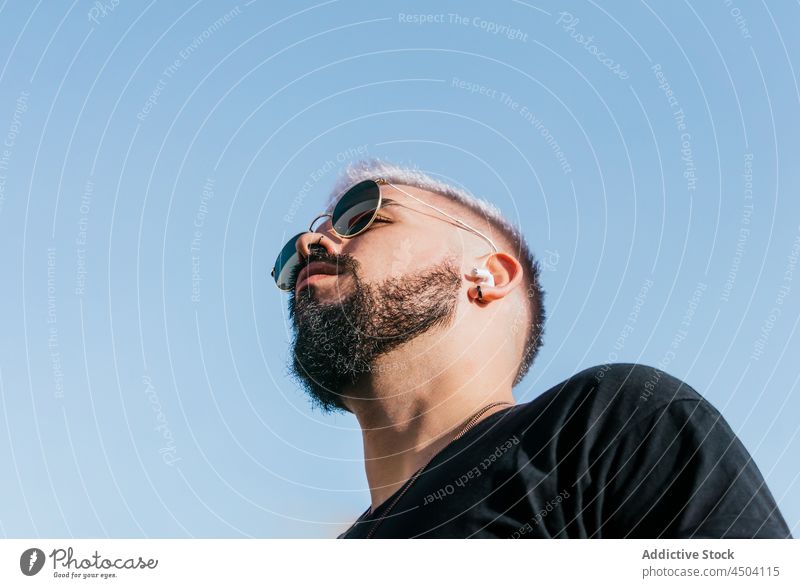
[
  {"xmin": 575, "ymin": 361, "xmax": 704, "ymax": 405},
  {"xmin": 512, "ymin": 363, "xmax": 709, "ymax": 440},
  {"xmin": 522, "ymin": 362, "xmax": 705, "ymax": 408}
]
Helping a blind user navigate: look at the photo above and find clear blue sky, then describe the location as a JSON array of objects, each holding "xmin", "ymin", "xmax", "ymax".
[{"xmin": 0, "ymin": 0, "xmax": 797, "ymax": 538}]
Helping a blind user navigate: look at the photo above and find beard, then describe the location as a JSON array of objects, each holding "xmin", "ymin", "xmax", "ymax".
[{"xmin": 288, "ymin": 250, "xmax": 462, "ymax": 414}]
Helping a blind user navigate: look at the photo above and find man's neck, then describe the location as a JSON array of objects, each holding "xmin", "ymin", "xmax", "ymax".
[{"xmin": 346, "ymin": 355, "xmax": 515, "ymax": 512}]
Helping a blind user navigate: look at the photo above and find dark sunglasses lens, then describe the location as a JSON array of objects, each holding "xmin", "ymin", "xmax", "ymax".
[
  {"xmin": 272, "ymin": 233, "xmax": 303, "ymax": 290},
  {"xmin": 332, "ymin": 180, "xmax": 381, "ymax": 237}
]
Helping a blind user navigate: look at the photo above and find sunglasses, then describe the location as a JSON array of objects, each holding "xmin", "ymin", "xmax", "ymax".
[{"xmin": 270, "ymin": 178, "xmax": 498, "ymax": 291}]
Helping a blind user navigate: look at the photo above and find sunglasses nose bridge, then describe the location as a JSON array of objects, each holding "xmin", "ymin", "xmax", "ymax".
[{"xmin": 308, "ymin": 212, "xmax": 333, "ymax": 233}]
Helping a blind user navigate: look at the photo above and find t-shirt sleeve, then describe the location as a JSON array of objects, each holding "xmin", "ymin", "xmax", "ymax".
[{"xmin": 596, "ymin": 398, "xmax": 792, "ymax": 538}]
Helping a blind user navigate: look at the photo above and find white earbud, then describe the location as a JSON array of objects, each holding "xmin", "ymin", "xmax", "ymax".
[{"xmin": 471, "ymin": 267, "xmax": 495, "ymax": 287}]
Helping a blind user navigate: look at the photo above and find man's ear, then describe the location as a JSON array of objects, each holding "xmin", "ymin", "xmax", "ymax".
[{"xmin": 465, "ymin": 252, "xmax": 524, "ymax": 303}]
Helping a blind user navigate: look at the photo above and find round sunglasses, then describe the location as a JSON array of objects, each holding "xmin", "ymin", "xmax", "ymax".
[{"xmin": 270, "ymin": 178, "xmax": 498, "ymax": 291}]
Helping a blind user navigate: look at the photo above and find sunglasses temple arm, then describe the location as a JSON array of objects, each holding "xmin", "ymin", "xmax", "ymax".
[{"xmin": 385, "ymin": 183, "xmax": 499, "ymax": 253}]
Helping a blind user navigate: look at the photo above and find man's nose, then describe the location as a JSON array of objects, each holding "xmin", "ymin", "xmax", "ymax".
[{"xmin": 295, "ymin": 224, "xmax": 343, "ymax": 259}]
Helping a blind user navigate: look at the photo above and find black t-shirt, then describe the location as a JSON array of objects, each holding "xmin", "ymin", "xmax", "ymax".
[{"xmin": 338, "ymin": 363, "xmax": 792, "ymax": 538}]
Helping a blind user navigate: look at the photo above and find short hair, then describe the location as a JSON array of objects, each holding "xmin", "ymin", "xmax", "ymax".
[{"xmin": 325, "ymin": 158, "xmax": 546, "ymax": 386}]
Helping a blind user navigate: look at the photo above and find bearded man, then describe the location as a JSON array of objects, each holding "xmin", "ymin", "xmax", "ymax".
[{"xmin": 270, "ymin": 160, "xmax": 790, "ymax": 539}]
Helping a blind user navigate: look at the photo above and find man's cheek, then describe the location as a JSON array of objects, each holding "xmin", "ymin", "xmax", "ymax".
[{"xmin": 387, "ymin": 237, "xmax": 416, "ymax": 278}]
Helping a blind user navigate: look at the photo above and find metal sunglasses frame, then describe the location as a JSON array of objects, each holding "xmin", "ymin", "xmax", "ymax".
[{"xmin": 270, "ymin": 177, "xmax": 498, "ymax": 290}]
